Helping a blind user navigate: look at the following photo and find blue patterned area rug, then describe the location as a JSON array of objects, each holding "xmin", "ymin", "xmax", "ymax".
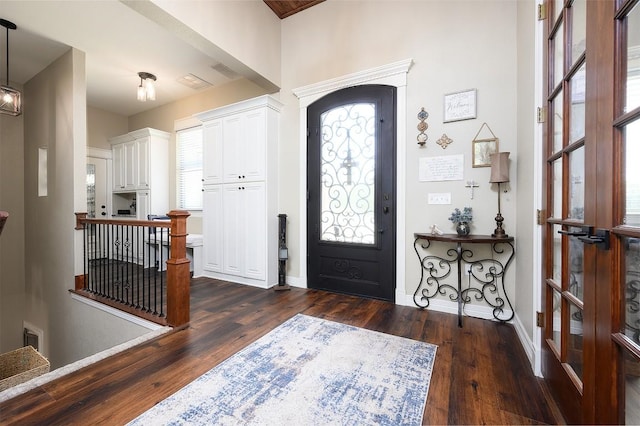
[{"xmin": 128, "ymin": 314, "xmax": 437, "ymax": 426}]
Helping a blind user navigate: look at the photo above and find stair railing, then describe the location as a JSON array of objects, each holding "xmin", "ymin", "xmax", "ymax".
[{"xmin": 73, "ymin": 210, "xmax": 191, "ymax": 327}]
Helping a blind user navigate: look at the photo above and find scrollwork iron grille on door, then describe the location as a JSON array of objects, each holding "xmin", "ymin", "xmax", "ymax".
[{"xmin": 320, "ymin": 103, "xmax": 375, "ymax": 244}]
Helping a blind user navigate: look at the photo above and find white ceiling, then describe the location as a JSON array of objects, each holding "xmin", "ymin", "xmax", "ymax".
[{"xmin": 1, "ymin": 1, "xmax": 261, "ymax": 117}]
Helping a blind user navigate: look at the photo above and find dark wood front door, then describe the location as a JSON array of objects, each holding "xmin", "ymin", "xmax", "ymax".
[
  {"xmin": 541, "ymin": 1, "xmax": 640, "ymax": 423},
  {"xmin": 307, "ymin": 85, "xmax": 396, "ymax": 302}
]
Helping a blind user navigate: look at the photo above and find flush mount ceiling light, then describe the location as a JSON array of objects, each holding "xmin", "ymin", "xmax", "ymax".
[
  {"xmin": 0, "ymin": 18, "xmax": 21, "ymax": 116},
  {"xmin": 137, "ymin": 72, "xmax": 156, "ymax": 102}
]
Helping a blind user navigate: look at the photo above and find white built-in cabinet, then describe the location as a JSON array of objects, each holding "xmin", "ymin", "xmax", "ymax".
[
  {"xmin": 196, "ymin": 95, "xmax": 282, "ymax": 289},
  {"xmin": 109, "ymin": 128, "xmax": 170, "ymax": 220}
]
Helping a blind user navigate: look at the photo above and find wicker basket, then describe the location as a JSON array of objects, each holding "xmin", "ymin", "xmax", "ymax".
[{"xmin": 0, "ymin": 346, "xmax": 50, "ymax": 391}]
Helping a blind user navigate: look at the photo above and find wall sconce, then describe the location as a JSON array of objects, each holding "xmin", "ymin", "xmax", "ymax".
[
  {"xmin": 489, "ymin": 152, "xmax": 510, "ymax": 238},
  {"xmin": 137, "ymin": 72, "xmax": 156, "ymax": 102},
  {"xmin": 0, "ymin": 18, "xmax": 21, "ymax": 116}
]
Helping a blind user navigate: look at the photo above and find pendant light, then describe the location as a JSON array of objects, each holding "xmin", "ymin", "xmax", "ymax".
[
  {"xmin": 0, "ymin": 18, "xmax": 21, "ymax": 116},
  {"xmin": 137, "ymin": 72, "xmax": 156, "ymax": 102}
]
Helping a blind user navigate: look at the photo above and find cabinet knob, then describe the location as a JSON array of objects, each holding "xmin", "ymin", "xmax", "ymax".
[
  {"xmin": 238, "ymin": 175, "xmax": 241, "ymax": 179},
  {"xmin": 242, "ymin": 175, "xmax": 245, "ymax": 179}
]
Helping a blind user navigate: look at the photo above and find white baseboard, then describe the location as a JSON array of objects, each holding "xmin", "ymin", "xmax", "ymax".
[
  {"xmin": 285, "ymin": 275, "xmax": 307, "ymax": 288},
  {"xmin": 512, "ymin": 313, "xmax": 538, "ymax": 373},
  {"xmin": 395, "ymin": 292, "xmax": 513, "ymax": 322}
]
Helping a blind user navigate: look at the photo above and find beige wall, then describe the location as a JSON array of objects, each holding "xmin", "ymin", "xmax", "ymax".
[
  {"xmin": 515, "ymin": 0, "xmax": 537, "ymax": 343},
  {"xmin": 145, "ymin": 0, "xmax": 281, "ymax": 90},
  {"xmin": 279, "ymin": 0, "xmax": 519, "ymax": 303},
  {"xmin": 87, "ymin": 107, "xmax": 128, "ymax": 150},
  {"xmin": 0, "ymin": 84, "xmax": 26, "ymax": 354},
  {"xmin": 23, "ymin": 49, "xmax": 150, "ymax": 369},
  {"xmin": 127, "ymin": 78, "xmax": 268, "ymax": 234}
]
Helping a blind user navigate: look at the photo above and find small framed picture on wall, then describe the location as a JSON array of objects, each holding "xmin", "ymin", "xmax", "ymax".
[
  {"xmin": 443, "ymin": 89, "xmax": 477, "ymax": 123},
  {"xmin": 472, "ymin": 138, "xmax": 499, "ymax": 168}
]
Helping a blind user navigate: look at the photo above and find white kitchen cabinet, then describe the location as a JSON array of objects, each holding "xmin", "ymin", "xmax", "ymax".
[
  {"xmin": 196, "ymin": 95, "xmax": 281, "ymax": 289},
  {"xmin": 110, "ymin": 134, "xmax": 136, "ymax": 191},
  {"xmin": 109, "ymin": 128, "xmax": 170, "ymax": 219}
]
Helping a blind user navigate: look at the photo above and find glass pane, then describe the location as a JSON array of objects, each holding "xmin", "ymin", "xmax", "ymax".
[
  {"xmin": 626, "ymin": 3, "xmax": 640, "ymax": 113},
  {"xmin": 551, "ymin": 288, "xmax": 562, "ymax": 351},
  {"xmin": 568, "ymin": 303, "xmax": 584, "ymax": 382},
  {"xmin": 625, "ymin": 120, "xmax": 640, "ymax": 226},
  {"xmin": 554, "ymin": 0, "xmax": 563, "ymax": 21},
  {"xmin": 568, "ymin": 227, "xmax": 584, "ymax": 301},
  {"xmin": 569, "ymin": 64, "xmax": 586, "ymax": 143},
  {"xmin": 624, "ymin": 237, "xmax": 640, "ymax": 345},
  {"xmin": 553, "ymin": 224, "xmax": 563, "ymax": 283},
  {"xmin": 553, "ymin": 92, "xmax": 564, "ymax": 153},
  {"xmin": 320, "ymin": 103, "xmax": 376, "ymax": 244},
  {"xmin": 570, "ymin": 0, "xmax": 586, "ymax": 66},
  {"xmin": 624, "ymin": 350, "xmax": 640, "ymax": 425},
  {"xmin": 553, "ymin": 159, "xmax": 563, "ymax": 219},
  {"xmin": 569, "ymin": 146, "xmax": 584, "ymax": 220},
  {"xmin": 553, "ymin": 21, "xmax": 565, "ymax": 89},
  {"xmin": 86, "ymin": 163, "xmax": 96, "ymax": 218}
]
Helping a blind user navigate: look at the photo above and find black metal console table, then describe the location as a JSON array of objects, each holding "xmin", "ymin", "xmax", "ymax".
[{"xmin": 413, "ymin": 233, "xmax": 515, "ymax": 327}]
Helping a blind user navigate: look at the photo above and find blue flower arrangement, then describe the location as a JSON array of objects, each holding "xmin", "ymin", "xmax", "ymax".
[{"xmin": 448, "ymin": 207, "xmax": 473, "ymax": 224}]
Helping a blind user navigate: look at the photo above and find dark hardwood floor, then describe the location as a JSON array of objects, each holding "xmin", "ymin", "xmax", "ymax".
[{"xmin": 0, "ymin": 278, "xmax": 562, "ymax": 425}]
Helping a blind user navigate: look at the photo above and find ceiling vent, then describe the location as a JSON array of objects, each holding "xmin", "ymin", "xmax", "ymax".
[{"xmin": 176, "ymin": 73, "xmax": 212, "ymax": 90}]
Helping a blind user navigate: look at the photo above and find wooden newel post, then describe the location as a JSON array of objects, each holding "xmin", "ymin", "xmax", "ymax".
[{"xmin": 166, "ymin": 210, "xmax": 191, "ymax": 327}]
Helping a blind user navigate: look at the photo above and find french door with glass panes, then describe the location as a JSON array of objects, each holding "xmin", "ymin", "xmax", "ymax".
[{"xmin": 542, "ymin": 0, "xmax": 640, "ymax": 423}]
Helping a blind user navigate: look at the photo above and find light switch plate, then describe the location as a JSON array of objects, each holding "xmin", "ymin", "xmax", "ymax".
[{"xmin": 428, "ymin": 193, "xmax": 451, "ymax": 205}]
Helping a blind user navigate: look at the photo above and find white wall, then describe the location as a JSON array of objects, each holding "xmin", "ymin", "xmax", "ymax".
[
  {"xmin": 279, "ymin": 0, "xmax": 519, "ymax": 307},
  {"xmin": 0, "ymin": 84, "xmax": 26, "ymax": 354},
  {"xmin": 23, "ymin": 49, "xmax": 151, "ymax": 369}
]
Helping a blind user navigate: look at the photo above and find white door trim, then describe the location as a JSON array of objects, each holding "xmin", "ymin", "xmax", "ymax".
[{"xmin": 293, "ymin": 59, "xmax": 413, "ymax": 302}]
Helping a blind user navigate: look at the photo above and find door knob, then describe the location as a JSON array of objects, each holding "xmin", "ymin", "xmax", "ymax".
[{"xmin": 383, "ymin": 206, "xmax": 389, "ymax": 214}]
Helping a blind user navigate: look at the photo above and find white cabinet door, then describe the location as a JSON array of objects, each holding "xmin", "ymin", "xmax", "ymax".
[
  {"xmin": 112, "ymin": 143, "xmax": 125, "ymax": 191},
  {"xmin": 136, "ymin": 136, "xmax": 150, "ymax": 189},
  {"xmin": 203, "ymin": 185, "xmax": 223, "ymax": 273},
  {"xmin": 136, "ymin": 191, "xmax": 150, "ymax": 220},
  {"xmin": 243, "ymin": 182, "xmax": 266, "ymax": 280},
  {"xmin": 222, "ymin": 115, "xmax": 243, "ymax": 183},
  {"xmin": 243, "ymin": 109, "xmax": 266, "ymax": 182},
  {"xmin": 123, "ymin": 141, "xmax": 137, "ymax": 190},
  {"xmin": 203, "ymin": 120, "xmax": 224, "ymax": 185},
  {"xmin": 222, "ymin": 184, "xmax": 244, "ymax": 276}
]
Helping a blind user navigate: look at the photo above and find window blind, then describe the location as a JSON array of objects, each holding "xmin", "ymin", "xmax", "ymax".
[{"xmin": 176, "ymin": 126, "xmax": 203, "ymax": 210}]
